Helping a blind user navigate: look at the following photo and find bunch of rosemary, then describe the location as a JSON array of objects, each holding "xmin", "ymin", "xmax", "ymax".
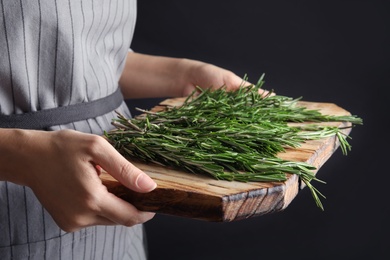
[{"xmin": 105, "ymin": 76, "xmax": 362, "ymax": 210}]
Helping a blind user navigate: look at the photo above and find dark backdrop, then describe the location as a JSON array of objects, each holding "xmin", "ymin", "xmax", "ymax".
[{"xmin": 126, "ymin": 1, "xmax": 389, "ymax": 259}]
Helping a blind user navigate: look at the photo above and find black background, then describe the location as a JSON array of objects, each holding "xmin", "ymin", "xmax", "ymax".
[{"xmin": 126, "ymin": 1, "xmax": 389, "ymax": 259}]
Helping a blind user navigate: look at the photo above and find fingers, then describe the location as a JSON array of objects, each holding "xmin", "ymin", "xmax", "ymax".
[
  {"xmin": 58, "ymin": 215, "xmax": 116, "ymax": 233},
  {"xmin": 57, "ymin": 204, "xmax": 154, "ymax": 232},
  {"xmin": 86, "ymin": 135, "xmax": 156, "ymax": 227},
  {"xmin": 258, "ymin": 88, "xmax": 275, "ymax": 97},
  {"xmin": 224, "ymin": 72, "xmax": 274, "ymax": 97},
  {"xmin": 92, "ymin": 137, "xmax": 157, "ymax": 193},
  {"xmin": 98, "ymin": 192, "xmax": 155, "ymax": 227},
  {"xmin": 92, "ymin": 138, "xmax": 157, "ymax": 226},
  {"xmin": 51, "ymin": 173, "xmax": 155, "ymax": 232}
]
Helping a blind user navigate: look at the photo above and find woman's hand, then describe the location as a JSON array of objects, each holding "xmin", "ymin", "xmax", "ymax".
[
  {"xmin": 178, "ymin": 59, "xmax": 252, "ymax": 96},
  {"xmin": 119, "ymin": 52, "xmax": 270, "ymax": 99},
  {"xmin": 0, "ymin": 128, "xmax": 157, "ymax": 232}
]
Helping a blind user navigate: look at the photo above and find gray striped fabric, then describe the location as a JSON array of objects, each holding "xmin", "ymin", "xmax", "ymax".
[{"xmin": 0, "ymin": 0, "xmax": 147, "ymax": 259}]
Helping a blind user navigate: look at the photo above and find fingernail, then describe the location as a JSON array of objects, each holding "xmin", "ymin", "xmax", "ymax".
[{"xmin": 136, "ymin": 174, "xmax": 157, "ymax": 191}]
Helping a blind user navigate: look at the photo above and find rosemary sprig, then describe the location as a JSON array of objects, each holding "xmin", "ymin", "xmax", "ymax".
[{"xmin": 105, "ymin": 75, "xmax": 362, "ymax": 210}]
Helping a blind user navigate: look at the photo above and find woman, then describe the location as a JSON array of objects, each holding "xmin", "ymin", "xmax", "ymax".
[{"xmin": 0, "ymin": 0, "xmax": 253, "ymax": 259}]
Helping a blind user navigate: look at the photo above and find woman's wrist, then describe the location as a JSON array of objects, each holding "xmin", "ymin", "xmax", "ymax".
[{"xmin": 0, "ymin": 128, "xmax": 36, "ymax": 186}]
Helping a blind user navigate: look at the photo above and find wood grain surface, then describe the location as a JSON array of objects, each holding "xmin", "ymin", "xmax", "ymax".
[{"xmin": 100, "ymin": 98, "xmax": 352, "ymax": 222}]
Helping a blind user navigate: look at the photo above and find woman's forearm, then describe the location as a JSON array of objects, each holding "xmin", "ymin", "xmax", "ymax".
[{"xmin": 118, "ymin": 52, "xmax": 184, "ymax": 99}]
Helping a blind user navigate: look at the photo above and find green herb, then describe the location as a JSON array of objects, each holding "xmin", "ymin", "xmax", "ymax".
[{"xmin": 105, "ymin": 75, "xmax": 362, "ymax": 210}]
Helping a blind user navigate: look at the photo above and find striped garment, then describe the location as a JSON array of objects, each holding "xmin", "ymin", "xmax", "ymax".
[{"xmin": 0, "ymin": 0, "xmax": 148, "ymax": 259}]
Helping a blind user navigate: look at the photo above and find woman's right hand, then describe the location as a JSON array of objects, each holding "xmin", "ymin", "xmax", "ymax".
[{"xmin": 0, "ymin": 128, "xmax": 157, "ymax": 232}]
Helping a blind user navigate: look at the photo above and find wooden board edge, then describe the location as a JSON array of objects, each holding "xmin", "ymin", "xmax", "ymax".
[{"xmin": 101, "ymin": 173, "xmax": 225, "ymax": 221}]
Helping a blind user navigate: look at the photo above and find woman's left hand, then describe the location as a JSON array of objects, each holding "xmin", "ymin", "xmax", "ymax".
[
  {"xmin": 119, "ymin": 52, "xmax": 270, "ymax": 99},
  {"xmin": 178, "ymin": 59, "xmax": 251, "ymax": 96}
]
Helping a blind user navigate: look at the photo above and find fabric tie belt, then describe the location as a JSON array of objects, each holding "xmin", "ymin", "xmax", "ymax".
[{"xmin": 0, "ymin": 88, "xmax": 124, "ymax": 130}]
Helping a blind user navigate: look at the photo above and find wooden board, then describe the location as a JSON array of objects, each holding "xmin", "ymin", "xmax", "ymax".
[{"xmin": 100, "ymin": 98, "xmax": 352, "ymax": 222}]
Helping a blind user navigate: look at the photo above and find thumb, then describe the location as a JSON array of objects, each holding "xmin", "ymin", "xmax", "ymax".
[{"xmin": 95, "ymin": 137, "xmax": 157, "ymax": 193}]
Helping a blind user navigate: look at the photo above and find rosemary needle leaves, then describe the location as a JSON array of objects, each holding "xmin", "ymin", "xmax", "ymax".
[{"xmin": 105, "ymin": 76, "xmax": 362, "ymax": 210}]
